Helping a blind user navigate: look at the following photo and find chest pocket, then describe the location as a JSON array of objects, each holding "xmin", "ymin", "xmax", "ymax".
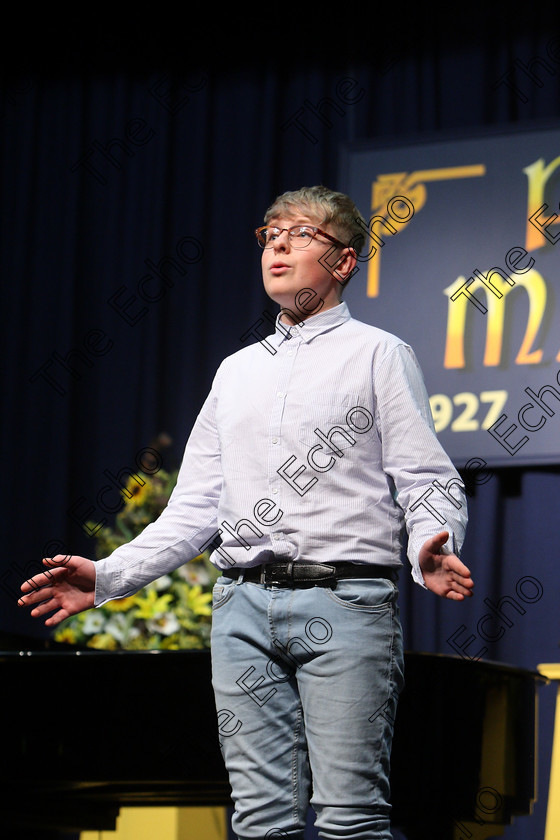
[{"xmin": 297, "ymin": 394, "xmax": 373, "ymax": 456}]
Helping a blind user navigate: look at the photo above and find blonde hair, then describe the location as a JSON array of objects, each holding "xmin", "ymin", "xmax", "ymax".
[{"xmin": 263, "ymin": 186, "xmax": 366, "ymax": 255}]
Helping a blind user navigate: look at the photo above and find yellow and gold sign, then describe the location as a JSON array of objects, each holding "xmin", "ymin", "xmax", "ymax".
[{"xmin": 342, "ymin": 129, "xmax": 560, "ymax": 466}]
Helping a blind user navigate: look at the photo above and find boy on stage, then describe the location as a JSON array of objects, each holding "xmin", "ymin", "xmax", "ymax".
[{"xmin": 19, "ymin": 186, "xmax": 473, "ymax": 839}]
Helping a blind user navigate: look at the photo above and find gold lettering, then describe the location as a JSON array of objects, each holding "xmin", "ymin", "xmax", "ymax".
[
  {"xmin": 523, "ymin": 155, "xmax": 560, "ymax": 251},
  {"xmin": 443, "ymin": 269, "xmax": 548, "ymax": 368}
]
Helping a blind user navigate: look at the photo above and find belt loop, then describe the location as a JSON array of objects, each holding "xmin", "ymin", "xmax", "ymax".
[{"xmin": 235, "ymin": 570, "xmax": 245, "ymax": 585}]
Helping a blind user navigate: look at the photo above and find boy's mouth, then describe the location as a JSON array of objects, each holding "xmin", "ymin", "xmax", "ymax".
[{"xmin": 269, "ymin": 261, "xmax": 290, "ymax": 274}]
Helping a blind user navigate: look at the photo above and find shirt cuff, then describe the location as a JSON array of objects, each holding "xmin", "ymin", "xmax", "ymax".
[{"xmin": 93, "ymin": 558, "xmax": 129, "ymax": 607}]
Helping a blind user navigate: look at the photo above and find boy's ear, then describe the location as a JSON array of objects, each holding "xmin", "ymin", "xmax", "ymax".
[{"xmin": 331, "ymin": 247, "xmax": 358, "ymax": 288}]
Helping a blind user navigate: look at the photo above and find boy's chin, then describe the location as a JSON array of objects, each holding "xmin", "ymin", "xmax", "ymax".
[{"xmin": 264, "ymin": 287, "xmax": 294, "ymax": 309}]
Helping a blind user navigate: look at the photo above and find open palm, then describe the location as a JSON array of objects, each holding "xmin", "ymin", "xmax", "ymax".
[
  {"xmin": 18, "ymin": 554, "xmax": 96, "ymax": 626},
  {"xmin": 419, "ymin": 531, "xmax": 474, "ymax": 601}
]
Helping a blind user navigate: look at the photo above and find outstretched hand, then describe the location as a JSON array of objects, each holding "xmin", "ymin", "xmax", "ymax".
[
  {"xmin": 419, "ymin": 532, "xmax": 474, "ymax": 600},
  {"xmin": 18, "ymin": 554, "xmax": 96, "ymax": 626}
]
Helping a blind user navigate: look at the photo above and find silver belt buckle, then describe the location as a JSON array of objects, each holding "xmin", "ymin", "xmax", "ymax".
[{"xmin": 260, "ymin": 562, "xmax": 293, "ymax": 585}]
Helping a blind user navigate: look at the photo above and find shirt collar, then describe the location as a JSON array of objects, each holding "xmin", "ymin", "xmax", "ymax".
[{"xmin": 273, "ymin": 301, "xmax": 351, "ymax": 346}]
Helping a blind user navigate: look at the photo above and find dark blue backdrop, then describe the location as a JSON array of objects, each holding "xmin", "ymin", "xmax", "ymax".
[{"xmin": 2, "ymin": 8, "xmax": 559, "ymax": 839}]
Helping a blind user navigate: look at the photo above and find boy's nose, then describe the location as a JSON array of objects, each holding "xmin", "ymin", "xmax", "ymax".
[{"xmin": 273, "ymin": 230, "xmax": 291, "ymax": 250}]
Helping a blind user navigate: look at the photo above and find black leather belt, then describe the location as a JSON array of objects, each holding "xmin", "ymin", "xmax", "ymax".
[{"xmin": 223, "ymin": 561, "xmax": 398, "ymax": 587}]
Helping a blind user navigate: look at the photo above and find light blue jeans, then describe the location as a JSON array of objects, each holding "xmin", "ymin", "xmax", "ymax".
[{"xmin": 210, "ymin": 573, "xmax": 404, "ymax": 839}]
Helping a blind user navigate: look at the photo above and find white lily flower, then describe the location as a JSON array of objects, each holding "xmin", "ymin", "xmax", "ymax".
[
  {"xmin": 146, "ymin": 612, "xmax": 181, "ymax": 636},
  {"xmin": 105, "ymin": 614, "xmax": 134, "ymax": 644},
  {"xmin": 83, "ymin": 612, "xmax": 106, "ymax": 635},
  {"xmin": 177, "ymin": 565, "xmax": 211, "ymax": 586}
]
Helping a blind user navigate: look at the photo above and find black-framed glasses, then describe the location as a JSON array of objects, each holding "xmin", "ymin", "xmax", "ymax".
[{"xmin": 255, "ymin": 224, "xmax": 348, "ymax": 250}]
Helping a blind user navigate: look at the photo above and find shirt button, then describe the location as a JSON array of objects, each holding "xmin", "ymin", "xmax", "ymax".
[
  {"xmin": 271, "ymin": 438, "xmax": 278, "ymax": 444},
  {"xmin": 277, "ymin": 392, "xmax": 284, "ymax": 398}
]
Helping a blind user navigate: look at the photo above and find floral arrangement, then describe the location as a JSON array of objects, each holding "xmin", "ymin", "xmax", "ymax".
[{"xmin": 53, "ymin": 463, "xmax": 219, "ymax": 650}]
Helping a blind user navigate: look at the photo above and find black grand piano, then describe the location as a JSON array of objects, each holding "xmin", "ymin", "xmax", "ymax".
[{"xmin": 0, "ymin": 633, "xmax": 547, "ymax": 839}]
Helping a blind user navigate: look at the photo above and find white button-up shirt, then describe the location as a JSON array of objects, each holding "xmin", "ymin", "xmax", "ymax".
[{"xmin": 94, "ymin": 302, "xmax": 467, "ymax": 606}]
